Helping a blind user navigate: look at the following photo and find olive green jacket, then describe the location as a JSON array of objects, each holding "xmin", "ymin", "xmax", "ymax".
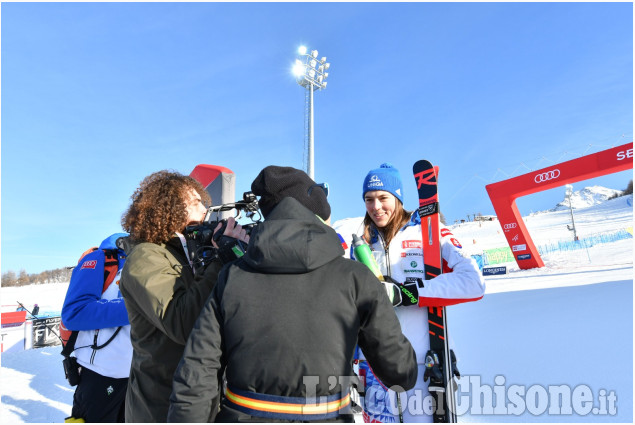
[{"xmin": 119, "ymin": 236, "xmax": 222, "ymax": 422}]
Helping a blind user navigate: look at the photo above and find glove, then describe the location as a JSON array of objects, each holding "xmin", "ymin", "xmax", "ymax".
[
  {"xmin": 396, "ymin": 281, "xmax": 419, "ymax": 307},
  {"xmin": 212, "ymin": 220, "xmax": 248, "ymax": 264},
  {"xmin": 380, "ymin": 276, "xmax": 419, "ymax": 307},
  {"xmin": 213, "ymin": 235, "xmax": 247, "ymax": 264}
]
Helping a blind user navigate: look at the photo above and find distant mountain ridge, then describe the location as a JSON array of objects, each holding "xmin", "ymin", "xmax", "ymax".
[{"xmin": 552, "ymin": 185, "xmax": 621, "ymax": 212}]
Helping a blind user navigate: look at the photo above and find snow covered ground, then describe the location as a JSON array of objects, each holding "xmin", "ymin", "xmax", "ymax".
[{"xmin": 1, "ymin": 191, "xmax": 632, "ymax": 423}]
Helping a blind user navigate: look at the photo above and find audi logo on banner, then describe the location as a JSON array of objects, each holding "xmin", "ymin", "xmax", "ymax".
[
  {"xmin": 534, "ymin": 169, "xmax": 561, "ymax": 183},
  {"xmin": 503, "ymin": 223, "xmax": 517, "ymax": 232}
]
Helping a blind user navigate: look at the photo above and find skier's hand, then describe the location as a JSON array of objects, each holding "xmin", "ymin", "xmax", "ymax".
[{"xmin": 396, "ymin": 281, "xmax": 419, "ymax": 307}]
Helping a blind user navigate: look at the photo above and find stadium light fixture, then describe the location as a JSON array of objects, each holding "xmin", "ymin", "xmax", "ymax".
[{"xmin": 293, "ymin": 45, "xmax": 331, "ymax": 179}]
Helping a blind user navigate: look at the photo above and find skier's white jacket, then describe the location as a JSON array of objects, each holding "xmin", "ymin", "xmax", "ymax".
[
  {"xmin": 352, "ymin": 212, "xmax": 485, "ymax": 302},
  {"xmin": 72, "ymin": 269, "xmax": 132, "ymax": 379},
  {"xmin": 351, "ymin": 213, "xmax": 485, "ymax": 422}
]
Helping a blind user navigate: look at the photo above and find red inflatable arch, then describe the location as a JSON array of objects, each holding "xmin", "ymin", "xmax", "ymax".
[{"xmin": 486, "ymin": 142, "xmax": 633, "ymax": 269}]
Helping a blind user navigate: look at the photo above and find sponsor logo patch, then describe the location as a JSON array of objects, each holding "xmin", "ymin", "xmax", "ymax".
[
  {"xmin": 483, "ymin": 266, "xmax": 507, "ymax": 276},
  {"xmin": 367, "ymin": 175, "xmax": 384, "ymax": 188},
  {"xmin": 402, "ymin": 240, "xmax": 422, "ymax": 249},
  {"xmin": 418, "ymin": 203, "xmax": 437, "ymax": 216},
  {"xmin": 517, "ymin": 254, "xmax": 532, "ymax": 260},
  {"xmin": 81, "ymin": 260, "xmax": 97, "ymax": 270},
  {"xmin": 440, "ymin": 229, "xmax": 453, "ymax": 237},
  {"xmin": 512, "ymin": 244, "xmax": 527, "ymax": 252}
]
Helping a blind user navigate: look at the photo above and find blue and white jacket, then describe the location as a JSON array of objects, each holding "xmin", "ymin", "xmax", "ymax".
[
  {"xmin": 351, "ymin": 213, "xmax": 486, "ymax": 359},
  {"xmin": 351, "ymin": 214, "xmax": 485, "ymax": 422},
  {"xmin": 61, "ymin": 233, "xmax": 132, "ymax": 379}
]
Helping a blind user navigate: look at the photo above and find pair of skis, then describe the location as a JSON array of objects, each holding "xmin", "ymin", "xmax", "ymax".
[{"xmin": 413, "ymin": 160, "xmax": 458, "ymax": 423}]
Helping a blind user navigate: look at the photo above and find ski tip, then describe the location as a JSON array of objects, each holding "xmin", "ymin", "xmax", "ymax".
[
  {"xmin": 413, "ymin": 160, "xmax": 439, "ymax": 179},
  {"xmin": 413, "ymin": 159, "xmax": 433, "ymax": 169}
]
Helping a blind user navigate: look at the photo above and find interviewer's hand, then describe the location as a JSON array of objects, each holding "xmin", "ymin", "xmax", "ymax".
[{"xmin": 212, "ymin": 217, "xmax": 250, "ymax": 248}]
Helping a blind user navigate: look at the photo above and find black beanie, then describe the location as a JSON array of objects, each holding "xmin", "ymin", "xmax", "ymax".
[{"xmin": 251, "ymin": 166, "xmax": 331, "ymax": 221}]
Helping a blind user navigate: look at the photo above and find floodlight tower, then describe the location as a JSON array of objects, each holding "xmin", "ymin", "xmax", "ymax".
[{"xmin": 292, "ymin": 45, "xmax": 330, "ymax": 179}]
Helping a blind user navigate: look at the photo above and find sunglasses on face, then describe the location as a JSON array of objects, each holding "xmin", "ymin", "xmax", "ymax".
[{"xmin": 307, "ymin": 182, "xmax": 329, "ymax": 198}]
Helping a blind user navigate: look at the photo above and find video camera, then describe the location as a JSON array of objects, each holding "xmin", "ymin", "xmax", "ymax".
[{"xmin": 184, "ymin": 191, "xmax": 261, "ymax": 268}]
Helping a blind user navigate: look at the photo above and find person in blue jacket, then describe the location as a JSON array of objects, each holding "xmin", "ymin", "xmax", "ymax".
[{"xmin": 61, "ymin": 233, "xmax": 131, "ymax": 423}]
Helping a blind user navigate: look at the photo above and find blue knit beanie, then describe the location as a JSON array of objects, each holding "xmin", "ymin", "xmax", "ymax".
[{"xmin": 362, "ymin": 163, "xmax": 404, "ymax": 204}]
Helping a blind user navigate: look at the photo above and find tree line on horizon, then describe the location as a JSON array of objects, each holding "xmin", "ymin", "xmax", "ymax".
[
  {"xmin": 1, "ymin": 267, "xmax": 73, "ymax": 288},
  {"xmin": 608, "ymin": 179, "xmax": 633, "ymax": 200}
]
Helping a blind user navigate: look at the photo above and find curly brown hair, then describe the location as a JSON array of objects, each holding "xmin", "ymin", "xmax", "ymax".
[{"xmin": 122, "ymin": 170, "xmax": 211, "ymax": 244}]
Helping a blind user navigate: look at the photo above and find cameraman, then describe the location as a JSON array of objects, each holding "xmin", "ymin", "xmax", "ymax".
[
  {"xmin": 168, "ymin": 166, "xmax": 417, "ymax": 422},
  {"xmin": 119, "ymin": 170, "xmax": 248, "ymax": 422}
]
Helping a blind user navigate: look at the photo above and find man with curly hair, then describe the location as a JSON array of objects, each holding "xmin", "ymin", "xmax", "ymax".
[{"xmin": 119, "ymin": 170, "xmax": 248, "ymax": 422}]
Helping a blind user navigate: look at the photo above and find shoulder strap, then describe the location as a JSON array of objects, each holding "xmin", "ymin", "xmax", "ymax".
[
  {"xmin": 78, "ymin": 247, "xmax": 99, "ymax": 263},
  {"xmin": 89, "ymin": 249, "xmax": 124, "ymax": 351},
  {"xmin": 61, "ymin": 329, "xmax": 79, "ymax": 357},
  {"xmin": 62, "ymin": 248, "xmax": 123, "ymax": 354},
  {"xmin": 102, "ymin": 249, "xmax": 120, "ymax": 293}
]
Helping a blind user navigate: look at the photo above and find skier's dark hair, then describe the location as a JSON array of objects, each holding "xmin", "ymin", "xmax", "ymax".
[{"xmin": 363, "ymin": 197, "xmax": 412, "ymax": 247}]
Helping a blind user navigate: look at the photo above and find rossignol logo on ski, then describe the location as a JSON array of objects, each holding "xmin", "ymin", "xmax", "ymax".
[{"xmin": 414, "ymin": 169, "xmax": 436, "ymax": 189}]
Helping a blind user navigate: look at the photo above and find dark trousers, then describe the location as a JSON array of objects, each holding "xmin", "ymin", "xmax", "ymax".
[{"xmin": 71, "ymin": 366, "xmax": 128, "ymax": 422}]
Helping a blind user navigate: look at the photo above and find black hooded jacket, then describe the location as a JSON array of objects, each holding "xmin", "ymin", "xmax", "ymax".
[{"xmin": 168, "ymin": 197, "xmax": 417, "ymax": 422}]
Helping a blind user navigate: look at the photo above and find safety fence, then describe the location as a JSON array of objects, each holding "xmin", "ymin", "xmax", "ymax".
[
  {"xmin": 536, "ymin": 229, "xmax": 633, "ymax": 256},
  {"xmin": 477, "ymin": 228, "xmax": 633, "ymax": 267}
]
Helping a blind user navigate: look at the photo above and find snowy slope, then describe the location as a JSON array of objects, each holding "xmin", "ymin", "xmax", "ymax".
[{"xmin": 1, "ymin": 194, "xmax": 633, "ymax": 423}]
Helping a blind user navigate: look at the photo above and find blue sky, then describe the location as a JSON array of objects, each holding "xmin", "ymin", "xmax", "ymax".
[{"xmin": 1, "ymin": 2, "xmax": 633, "ymax": 274}]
